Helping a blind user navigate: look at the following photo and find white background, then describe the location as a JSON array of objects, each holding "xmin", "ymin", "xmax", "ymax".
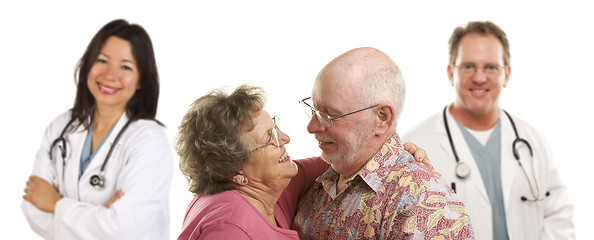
[{"xmin": 1, "ymin": 1, "xmax": 592, "ymax": 239}]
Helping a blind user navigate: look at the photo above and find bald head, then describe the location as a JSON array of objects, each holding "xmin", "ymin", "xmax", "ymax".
[
  {"xmin": 306, "ymin": 47, "xmax": 406, "ymax": 176},
  {"xmin": 338, "ymin": 47, "xmax": 398, "ymax": 69},
  {"xmin": 312, "ymin": 47, "xmax": 406, "ymax": 128}
]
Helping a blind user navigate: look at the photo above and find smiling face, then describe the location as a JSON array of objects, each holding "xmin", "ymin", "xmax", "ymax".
[
  {"xmin": 87, "ymin": 36, "xmax": 139, "ymax": 113},
  {"xmin": 448, "ymin": 33, "xmax": 510, "ymax": 117},
  {"xmin": 306, "ymin": 59, "xmax": 377, "ymax": 177},
  {"xmin": 241, "ymin": 110, "xmax": 297, "ymax": 190}
]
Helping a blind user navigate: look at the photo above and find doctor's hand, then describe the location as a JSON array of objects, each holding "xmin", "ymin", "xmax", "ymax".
[
  {"xmin": 104, "ymin": 189, "xmax": 124, "ymax": 208},
  {"xmin": 404, "ymin": 142, "xmax": 433, "ymax": 169},
  {"xmin": 23, "ymin": 176, "xmax": 61, "ymax": 213}
]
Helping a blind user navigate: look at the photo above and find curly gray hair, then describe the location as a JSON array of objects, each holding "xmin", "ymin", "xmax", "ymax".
[{"xmin": 176, "ymin": 85, "xmax": 266, "ymax": 196}]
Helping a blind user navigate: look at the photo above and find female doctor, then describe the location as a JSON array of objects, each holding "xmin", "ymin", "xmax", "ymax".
[{"xmin": 21, "ymin": 19, "xmax": 173, "ymax": 239}]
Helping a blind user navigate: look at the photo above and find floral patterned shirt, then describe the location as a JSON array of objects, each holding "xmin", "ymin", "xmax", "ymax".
[{"xmin": 292, "ymin": 134, "xmax": 474, "ymax": 239}]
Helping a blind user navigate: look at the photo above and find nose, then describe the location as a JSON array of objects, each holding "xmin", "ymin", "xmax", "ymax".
[
  {"xmin": 104, "ymin": 63, "xmax": 119, "ymax": 81},
  {"xmin": 307, "ymin": 115, "xmax": 325, "ymax": 134},
  {"xmin": 472, "ymin": 68, "xmax": 487, "ymax": 84},
  {"xmin": 278, "ymin": 129, "xmax": 290, "ymax": 146}
]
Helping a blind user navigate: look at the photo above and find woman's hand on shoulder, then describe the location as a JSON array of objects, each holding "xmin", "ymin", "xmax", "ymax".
[{"xmin": 403, "ymin": 142, "xmax": 433, "ymax": 169}]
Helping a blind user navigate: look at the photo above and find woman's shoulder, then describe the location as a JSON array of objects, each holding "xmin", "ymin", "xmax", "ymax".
[
  {"xmin": 44, "ymin": 110, "xmax": 77, "ymax": 134},
  {"xmin": 184, "ymin": 191, "xmax": 298, "ymax": 239},
  {"xmin": 129, "ymin": 118, "xmax": 164, "ymax": 131},
  {"xmin": 185, "ymin": 191, "xmax": 251, "ymax": 223},
  {"xmin": 193, "ymin": 190, "xmax": 245, "ymax": 209},
  {"xmin": 48, "ymin": 110, "xmax": 73, "ymax": 125},
  {"xmin": 125, "ymin": 119, "xmax": 169, "ymax": 141}
]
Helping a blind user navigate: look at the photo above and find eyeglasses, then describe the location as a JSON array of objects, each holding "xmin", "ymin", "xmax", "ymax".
[
  {"xmin": 455, "ymin": 64, "xmax": 504, "ymax": 76},
  {"xmin": 299, "ymin": 97, "xmax": 378, "ymax": 128},
  {"xmin": 251, "ymin": 115, "xmax": 281, "ymax": 152}
]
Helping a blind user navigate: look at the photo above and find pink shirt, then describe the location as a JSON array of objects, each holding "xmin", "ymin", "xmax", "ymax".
[{"xmin": 178, "ymin": 157, "xmax": 329, "ymax": 239}]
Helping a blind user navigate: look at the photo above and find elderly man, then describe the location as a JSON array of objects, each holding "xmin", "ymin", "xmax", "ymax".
[{"xmin": 292, "ymin": 47, "xmax": 474, "ymax": 239}]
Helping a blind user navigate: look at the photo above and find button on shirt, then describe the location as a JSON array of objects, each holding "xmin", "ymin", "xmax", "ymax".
[{"xmin": 292, "ymin": 134, "xmax": 474, "ymax": 239}]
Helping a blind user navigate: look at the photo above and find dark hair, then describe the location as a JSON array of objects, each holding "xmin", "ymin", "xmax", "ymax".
[
  {"xmin": 176, "ymin": 85, "xmax": 266, "ymax": 196},
  {"xmin": 448, "ymin": 21, "xmax": 510, "ymax": 67},
  {"xmin": 71, "ymin": 19, "xmax": 161, "ymax": 128}
]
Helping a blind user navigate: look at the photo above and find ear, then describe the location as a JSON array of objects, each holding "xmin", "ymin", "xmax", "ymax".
[
  {"xmin": 447, "ymin": 65, "xmax": 455, "ymax": 86},
  {"xmin": 232, "ymin": 171, "xmax": 248, "ymax": 186},
  {"xmin": 503, "ymin": 66, "xmax": 511, "ymax": 88},
  {"xmin": 374, "ymin": 103, "xmax": 395, "ymax": 136}
]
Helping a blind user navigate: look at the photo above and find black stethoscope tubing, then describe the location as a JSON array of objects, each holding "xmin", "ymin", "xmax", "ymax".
[
  {"xmin": 49, "ymin": 118, "xmax": 132, "ymax": 189},
  {"xmin": 442, "ymin": 106, "xmax": 549, "ymax": 202},
  {"xmin": 442, "ymin": 107, "xmax": 469, "ymax": 179},
  {"xmin": 49, "ymin": 118, "xmax": 77, "ymax": 161}
]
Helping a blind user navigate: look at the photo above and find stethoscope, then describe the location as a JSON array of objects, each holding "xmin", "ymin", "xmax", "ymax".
[
  {"xmin": 443, "ymin": 106, "xmax": 550, "ymax": 202},
  {"xmin": 49, "ymin": 118, "xmax": 132, "ymax": 190}
]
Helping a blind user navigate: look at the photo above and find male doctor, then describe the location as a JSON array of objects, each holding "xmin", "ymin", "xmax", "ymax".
[{"xmin": 403, "ymin": 21, "xmax": 574, "ymax": 239}]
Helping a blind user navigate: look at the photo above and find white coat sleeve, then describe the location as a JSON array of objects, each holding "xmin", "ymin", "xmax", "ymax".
[
  {"xmin": 539, "ymin": 136, "xmax": 575, "ymax": 239},
  {"xmin": 40, "ymin": 122, "xmax": 172, "ymax": 240},
  {"xmin": 21, "ymin": 114, "xmax": 67, "ymax": 239}
]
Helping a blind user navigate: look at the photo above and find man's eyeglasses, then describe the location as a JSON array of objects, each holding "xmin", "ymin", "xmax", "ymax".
[
  {"xmin": 299, "ymin": 97, "xmax": 378, "ymax": 128},
  {"xmin": 251, "ymin": 115, "xmax": 281, "ymax": 152},
  {"xmin": 455, "ymin": 64, "xmax": 504, "ymax": 76}
]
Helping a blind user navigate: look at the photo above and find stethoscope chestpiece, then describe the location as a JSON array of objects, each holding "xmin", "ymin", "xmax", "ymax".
[
  {"xmin": 88, "ymin": 120, "xmax": 132, "ymax": 190},
  {"xmin": 90, "ymin": 174, "xmax": 106, "ymax": 190},
  {"xmin": 455, "ymin": 162, "xmax": 471, "ymax": 179}
]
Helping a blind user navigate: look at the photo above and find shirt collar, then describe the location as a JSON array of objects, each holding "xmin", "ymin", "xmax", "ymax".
[{"xmin": 316, "ymin": 134, "xmax": 404, "ymax": 194}]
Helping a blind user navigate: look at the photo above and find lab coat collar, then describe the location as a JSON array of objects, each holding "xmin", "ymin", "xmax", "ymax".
[{"xmin": 64, "ymin": 113, "xmax": 130, "ymax": 198}]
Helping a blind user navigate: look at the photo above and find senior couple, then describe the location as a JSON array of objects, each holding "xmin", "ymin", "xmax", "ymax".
[{"xmin": 176, "ymin": 47, "xmax": 474, "ymax": 239}]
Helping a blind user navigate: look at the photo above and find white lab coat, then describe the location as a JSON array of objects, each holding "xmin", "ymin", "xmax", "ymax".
[
  {"xmin": 22, "ymin": 111, "xmax": 173, "ymax": 240},
  {"xmin": 403, "ymin": 107, "xmax": 575, "ymax": 240}
]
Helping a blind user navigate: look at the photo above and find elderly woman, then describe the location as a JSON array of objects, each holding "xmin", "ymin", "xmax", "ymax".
[{"xmin": 176, "ymin": 85, "xmax": 428, "ymax": 239}]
